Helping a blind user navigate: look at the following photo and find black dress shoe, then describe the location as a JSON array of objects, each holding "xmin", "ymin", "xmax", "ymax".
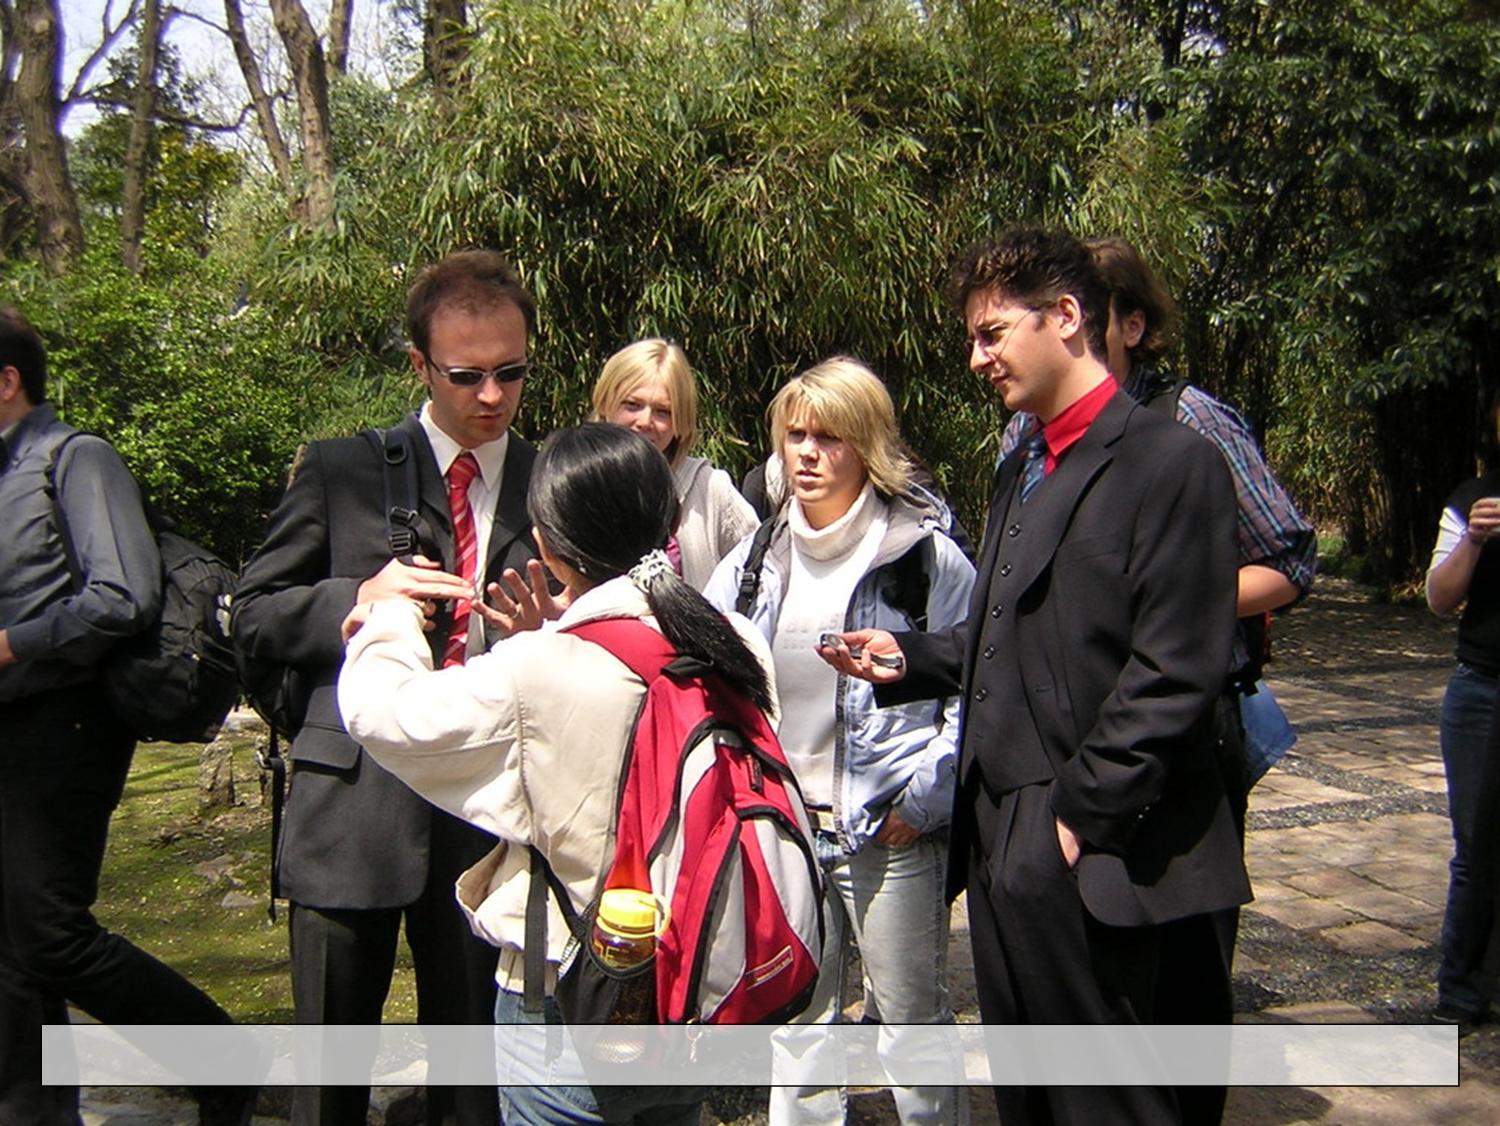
[{"xmin": 1432, "ymin": 1001, "xmax": 1487, "ymax": 1035}]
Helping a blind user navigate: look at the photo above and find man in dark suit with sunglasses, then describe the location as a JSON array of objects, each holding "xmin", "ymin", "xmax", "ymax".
[{"xmin": 233, "ymin": 250, "xmax": 542, "ymax": 1126}]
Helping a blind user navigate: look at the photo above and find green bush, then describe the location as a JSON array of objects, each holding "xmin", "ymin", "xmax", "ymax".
[{"xmin": 10, "ymin": 251, "xmax": 313, "ymax": 565}]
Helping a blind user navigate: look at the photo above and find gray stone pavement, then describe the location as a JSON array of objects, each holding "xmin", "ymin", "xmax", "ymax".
[
  {"xmin": 1217, "ymin": 577, "xmax": 1497, "ymax": 1124},
  {"xmin": 82, "ymin": 578, "xmax": 1492, "ymax": 1124}
]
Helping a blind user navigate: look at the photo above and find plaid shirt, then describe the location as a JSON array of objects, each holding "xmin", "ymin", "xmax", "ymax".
[{"xmin": 998, "ymin": 365, "xmax": 1316, "ymax": 670}]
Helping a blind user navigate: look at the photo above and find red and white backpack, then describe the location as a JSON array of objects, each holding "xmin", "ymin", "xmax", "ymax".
[{"xmin": 528, "ymin": 617, "xmax": 823, "ymax": 1024}]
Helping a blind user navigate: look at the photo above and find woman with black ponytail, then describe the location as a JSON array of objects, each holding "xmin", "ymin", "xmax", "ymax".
[
  {"xmin": 336, "ymin": 423, "xmax": 774, "ymax": 1125},
  {"xmin": 521, "ymin": 422, "xmax": 771, "ymax": 712}
]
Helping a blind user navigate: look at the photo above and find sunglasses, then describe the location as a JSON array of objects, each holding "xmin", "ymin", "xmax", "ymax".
[{"xmin": 424, "ymin": 356, "xmax": 530, "ymax": 386}]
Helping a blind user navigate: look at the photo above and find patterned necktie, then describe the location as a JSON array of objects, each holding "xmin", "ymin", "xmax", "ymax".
[
  {"xmin": 1019, "ymin": 432, "xmax": 1047, "ymax": 503},
  {"xmin": 444, "ymin": 452, "xmax": 480, "ymax": 667}
]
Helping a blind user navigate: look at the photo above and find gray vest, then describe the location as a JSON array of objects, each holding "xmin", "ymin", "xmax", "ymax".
[{"xmin": 1, "ymin": 408, "xmax": 91, "ymax": 699}]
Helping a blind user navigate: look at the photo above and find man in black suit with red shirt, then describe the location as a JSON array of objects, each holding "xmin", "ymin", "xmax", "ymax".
[{"xmin": 824, "ymin": 227, "xmax": 1249, "ymax": 1125}]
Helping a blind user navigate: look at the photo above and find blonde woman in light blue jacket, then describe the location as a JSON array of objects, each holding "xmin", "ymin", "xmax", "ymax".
[{"xmin": 705, "ymin": 357, "xmax": 974, "ymax": 1126}]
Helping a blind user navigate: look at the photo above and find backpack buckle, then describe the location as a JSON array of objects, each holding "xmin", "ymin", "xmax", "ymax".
[{"xmin": 388, "ymin": 507, "xmax": 420, "ymax": 556}]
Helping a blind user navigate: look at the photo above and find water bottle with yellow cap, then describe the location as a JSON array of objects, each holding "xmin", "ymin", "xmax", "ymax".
[{"xmin": 591, "ymin": 888, "xmax": 665, "ymax": 970}]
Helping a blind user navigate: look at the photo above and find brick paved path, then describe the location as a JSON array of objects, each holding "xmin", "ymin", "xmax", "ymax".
[
  {"xmin": 1221, "ymin": 577, "xmax": 1500, "ymax": 1124},
  {"xmin": 83, "ymin": 578, "xmax": 1499, "ymax": 1124}
]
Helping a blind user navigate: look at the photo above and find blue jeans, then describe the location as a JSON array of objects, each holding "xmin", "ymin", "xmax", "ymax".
[
  {"xmin": 770, "ymin": 832, "xmax": 967, "ymax": 1126},
  {"xmin": 493, "ymin": 988, "xmax": 704, "ymax": 1126},
  {"xmin": 1439, "ymin": 662, "xmax": 1497, "ymax": 1014}
]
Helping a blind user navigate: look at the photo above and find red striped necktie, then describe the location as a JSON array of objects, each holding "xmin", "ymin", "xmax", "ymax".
[{"xmin": 444, "ymin": 452, "xmax": 480, "ymax": 667}]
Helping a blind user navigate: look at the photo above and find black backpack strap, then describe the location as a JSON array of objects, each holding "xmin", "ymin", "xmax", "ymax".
[
  {"xmin": 362, "ymin": 428, "xmax": 421, "ymax": 561},
  {"xmin": 259, "ymin": 727, "xmax": 287, "ymax": 922},
  {"xmin": 1145, "ymin": 376, "xmax": 1189, "ymax": 418},
  {"xmin": 734, "ymin": 515, "xmax": 781, "ymax": 616},
  {"xmin": 43, "ymin": 430, "xmax": 89, "ymax": 592},
  {"xmin": 524, "ymin": 845, "xmax": 589, "ymax": 1014}
]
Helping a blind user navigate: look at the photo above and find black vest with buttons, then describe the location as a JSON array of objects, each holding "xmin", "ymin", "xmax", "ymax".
[{"xmin": 963, "ymin": 477, "xmax": 1056, "ymax": 794}]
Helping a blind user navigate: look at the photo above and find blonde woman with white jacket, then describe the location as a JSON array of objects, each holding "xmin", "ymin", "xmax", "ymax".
[
  {"xmin": 591, "ymin": 338, "xmax": 759, "ymax": 589},
  {"xmin": 706, "ymin": 358, "xmax": 974, "ymax": 1126}
]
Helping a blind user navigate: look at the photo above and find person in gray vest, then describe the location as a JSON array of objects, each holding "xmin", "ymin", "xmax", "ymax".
[{"xmin": 0, "ymin": 305, "xmax": 251, "ymax": 1126}]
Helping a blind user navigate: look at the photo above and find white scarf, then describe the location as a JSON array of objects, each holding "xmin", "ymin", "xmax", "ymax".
[{"xmin": 771, "ymin": 483, "xmax": 887, "ymax": 807}]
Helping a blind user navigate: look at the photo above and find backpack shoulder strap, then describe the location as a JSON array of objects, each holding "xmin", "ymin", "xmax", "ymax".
[
  {"xmin": 523, "ymin": 845, "xmax": 589, "ymax": 1014},
  {"xmin": 362, "ymin": 427, "xmax": 421, "ymax": 560},
  {"xmin": 734, "ymin": 515, "xmax": 781, "ymax": 616},
  {"xmin": 880, "ymin": 535, "xmax": 935, "ymax": 632},
  {"xmin": 1145, "ymin": 376, "xmax": 1190, "ymax": 418},
  {"xmin": 44, "ymin": 429, "xmax": 93, "ymax": 592},
  {"xmin": 565, "ymin": 617, "xmax": 677, "ymax": 683}
]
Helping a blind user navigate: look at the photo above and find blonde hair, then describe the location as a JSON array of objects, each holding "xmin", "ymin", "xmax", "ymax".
[
  {"xmin": 769, "ymin": 356, "xmax": 912, "ymax": 499},
  {"xmin": 590, "ymin": 338, "xmax": 699, "ymax": 465}
]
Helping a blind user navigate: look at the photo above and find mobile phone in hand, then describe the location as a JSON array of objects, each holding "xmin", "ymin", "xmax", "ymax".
[{"xmin": 818, "ymin": 632, "xmax": 904, "ymax": 670}]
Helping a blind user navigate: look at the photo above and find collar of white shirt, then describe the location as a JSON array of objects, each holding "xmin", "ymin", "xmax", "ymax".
[{"xmin": 418, "ymin": 403, "xmax": 510, "ymax": 490}]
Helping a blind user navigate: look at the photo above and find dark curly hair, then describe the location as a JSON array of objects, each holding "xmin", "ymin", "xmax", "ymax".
[{"xmin": 945, "ymin": 227, "xmax": 1110, "ymax": 359}]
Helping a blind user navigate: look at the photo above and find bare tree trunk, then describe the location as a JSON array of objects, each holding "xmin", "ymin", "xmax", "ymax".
[
  {"xmin": 14, "ymin": 0, "xmax": 81, "ymax": 273},
  {"xmin": 327, "ymin": 0, "xmax": 353, "ymax": 76},
  {"xmin": 268, "ymin": 0, "xmax": 334, "ymax": 230},
  {"xmin": 1, "ymin": 0, "xmax": 29, "ymax": 259},
  {"xmin": 425, "ymin": 0, "xmax": 468, "ymax": 95},
  {"xmin": 222, "ymin": 0, "xmax": 294, "ymax": 195},
  {"xmin": 1, "ymin": 1, "xmax": 18, "ymax": 143},
  {"xmin": 120, "ymin": 0, "xmax": 160, "ymax": 274}
]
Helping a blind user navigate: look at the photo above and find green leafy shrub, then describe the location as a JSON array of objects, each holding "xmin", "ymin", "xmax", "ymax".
[{"xmin": 10, "ymin": 251, "xmax": 312, "ymax": 564}]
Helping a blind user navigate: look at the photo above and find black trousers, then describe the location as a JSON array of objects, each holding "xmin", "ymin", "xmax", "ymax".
[
  {"xmin": 287, "ymin": 809, "xmax": 501, "ymax": 1126},
  {"xmin": 964, "ymin": 781, "xmax": 1230, "ymax": 1126},
  {"xmin": 0, "ymin": 682, "xmax": 233, "ymax": 1126}
]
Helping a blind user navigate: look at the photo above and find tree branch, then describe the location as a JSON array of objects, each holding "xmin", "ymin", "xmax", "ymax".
[
  {"xmin": 63, "ymin": 0, "xmax": 142, "ymax": 106},
  {"xmin": 224, "ymin": 0, "xmax": 295, "ymax": 189},
  {"xmin": 121, "ymin": 0, "xmax": 161, "ymax": 272},
  {"xmin": 71, "ymin": 88, "xmax": 248, "ymax": 132},
  {"xmin": 269, "ymin": 0, "xmax": 335, "ymax": 229},
  {"xmin": 327, "ymin": 0, "xmax": 352, "ymax": 75},
  {"xmin": 168, "ymin": 6, "xmax": 226, "ymax": 37}
]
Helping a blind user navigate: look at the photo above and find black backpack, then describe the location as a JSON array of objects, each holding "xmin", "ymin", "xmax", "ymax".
[{"xmin": 48, "ymin": 432, "xmax": 240, "ymax": 744}]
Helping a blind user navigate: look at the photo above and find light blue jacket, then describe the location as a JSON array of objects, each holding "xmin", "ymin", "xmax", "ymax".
[{"xmin": 704, "ymin": 491, "xmax": 976, "ymax": 852}]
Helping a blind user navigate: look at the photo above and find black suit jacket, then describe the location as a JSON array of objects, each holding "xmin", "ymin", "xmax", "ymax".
[
  {"xmin": 233, "ymin": 412, "xmax": 539, "ymax": 908},
  {"xmin": 891, "ymin": 390, "xmax": 1251, "ymax": 926}
]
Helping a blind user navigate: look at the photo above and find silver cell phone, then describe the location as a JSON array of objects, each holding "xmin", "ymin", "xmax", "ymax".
[{"xmin": 818, "ymin": 632, "xmax": 904, "ymax": 670}]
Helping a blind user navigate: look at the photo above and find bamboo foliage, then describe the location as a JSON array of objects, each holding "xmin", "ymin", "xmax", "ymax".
[{"xmin": 401, "ymin": 0, "xmax": 1119, "ymax": 511}]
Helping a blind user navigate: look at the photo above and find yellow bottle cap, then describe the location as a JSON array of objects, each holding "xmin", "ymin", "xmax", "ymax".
[{"xmin": 596, "ymin": 889, "xmax": 662, "ymax": 938}]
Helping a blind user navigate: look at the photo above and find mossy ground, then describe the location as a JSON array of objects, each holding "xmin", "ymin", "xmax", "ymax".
[{"xmin": 94, "ymin": 730, "xmax": 418, "ymax": 1024}]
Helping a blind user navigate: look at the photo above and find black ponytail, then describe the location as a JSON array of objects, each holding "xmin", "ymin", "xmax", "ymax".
[{"xmin": 529, "ymin": 424, "xmax": 773, "ymax": 713}]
